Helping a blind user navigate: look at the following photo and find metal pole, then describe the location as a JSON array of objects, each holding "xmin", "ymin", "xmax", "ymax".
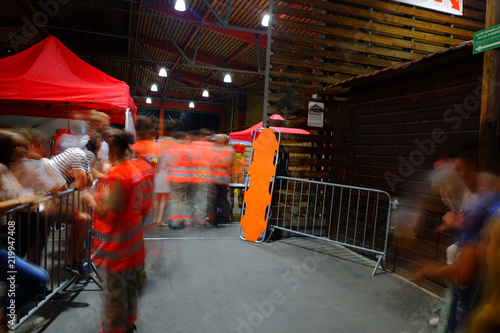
[{"xmin": 262, "ymin": 0, "xmax": 274, "ymax": 128}]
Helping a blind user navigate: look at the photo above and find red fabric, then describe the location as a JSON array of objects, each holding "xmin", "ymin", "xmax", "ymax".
[
  {"xmin": 0, "ymin": 36, "xmax": 136, "ymax": 125},
  {"xmin": 229, "ymin": 114, "xmax": 310, "ymax": 142}
]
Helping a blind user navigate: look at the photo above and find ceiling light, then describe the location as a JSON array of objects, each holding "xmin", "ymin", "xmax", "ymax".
[
  {"xmin": 174, "ymin": 0, "xmax": 186, "ymax": 11},
  {"xmin": 146, "ymin": 97, "xmax": 152, "ymax": 104},
  {"xmin": 159, "ymin": 68, "xmax": 167, "ymax": 77},
  {"xmin": 261, "ymin": 14, "xmax": 270, "ymax": 27},
  {"xmin": 223, "ymin": 73, "xmax": 232, "ymax": 83},
  {"xmin": 189, "ymin": 102, "xmax": 195, "ymax": 108},
  {"xmin": 151, "ymin": 83, "xmax": 158, "ymax": 91},
  {"xmin": 202, "ymin": 90, "xmax": 209, "ymax": 97}
]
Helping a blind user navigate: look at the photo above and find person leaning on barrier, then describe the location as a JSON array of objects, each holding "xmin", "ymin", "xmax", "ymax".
[
  {"xmin": 0, "ymin": 130, "xmax": 50, "ymax": 333},
  {"xmin": 0, "ymin": 129, "xmax": 47, "ymax": 264},
  {"xmin": 84, "ymin": 133, "xmax": 107, "ymax": 182},
  {"xmin": 88, "ymin": 128, "xmax": 149, "ymax": 333},
  {"xmin": 45, "ymin": 145, "xmax": 95, "ymax": 277}
]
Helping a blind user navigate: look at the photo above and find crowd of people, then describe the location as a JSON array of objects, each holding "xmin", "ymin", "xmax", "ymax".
[
  {"xmin": 0, "ymin": 112, "xmax": 235, "ymax": 333},
  {"xmin": 4, "ymin": 112, "xmax": 500, "ymax": 332}
]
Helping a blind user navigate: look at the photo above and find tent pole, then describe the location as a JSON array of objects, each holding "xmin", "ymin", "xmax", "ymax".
[{"xmin": 262, "ymin": 0, "xmax": 274, "ymax": 128}]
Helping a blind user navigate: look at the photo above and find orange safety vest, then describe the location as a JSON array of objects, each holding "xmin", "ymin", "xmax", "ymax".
[
  {"xmin": 93, "ymin": 160, "xmax": 145, "ymax": 272},
  {"xmin": 166, "ymin": 141, "xmax": 192, "ymax": 183},
  {"xmin": 212, "ymin": 146, "xmax": 234, "ymax": 184},
  {"xmin": 133, "ymin": 139, "xmax": 158, "ymax": 166},
  {"xmin": 132, "ymin": 158, "xmax": 155, "ymax": 215},
  {"xmin": 188, "ymin": 140, "xmax": 215, "ymax": 184}
]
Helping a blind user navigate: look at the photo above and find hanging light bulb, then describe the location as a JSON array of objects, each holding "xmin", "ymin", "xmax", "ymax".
[
  {"xmin": 189, "ymin": 102, "xmax": 195, "ymax": 108},
  {"xmin": 146, "ymin": 97, "xmax": 152, "ymax": 104},
  {"xmin": 223, "ymin": 73, "xmax": 232, "ymax": 83},
  {"xmin": 174, "ymin": 0, "xmax": 186, "ymax": 11},
  {"xmin": 151, "ymin": 83, "xmax": 158, "ymax": 91},
  {"xmin": 159, "ymin": 67, "xmax": 167, "ymax": 77},
  {"xmin": 202, "ymin": 90, "xmax": 209, "ymax": 97},
  {"xmin": 261, "ymin": 14, "xmax": 270, "ymax": 27}
]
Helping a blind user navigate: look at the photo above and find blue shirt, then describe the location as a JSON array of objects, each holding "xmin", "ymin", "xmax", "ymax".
[{"xmin": 458, "ymin": 191, "xmax": 500, "ymax": 247}]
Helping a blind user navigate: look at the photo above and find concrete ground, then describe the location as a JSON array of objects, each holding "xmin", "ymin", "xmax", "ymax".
[{"xmin": 15, "ymin": 221, "xmax": 439, "ymax": 333}]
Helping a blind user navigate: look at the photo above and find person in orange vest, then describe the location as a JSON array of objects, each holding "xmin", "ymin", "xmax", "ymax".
[
  {"xmin": 209, "ymin": 134, "xmax": 234, "ymax": 227},
  {"xmin": 90, "ymin": 129, "xmax": 150, "ymax": 333},
  {"xmin": 186, "ymin": 131, "xmax": 215, "ymax": 227},
  {"xmin": 165, "ymin": 132, "xmax": 191, "ymax": 229},
  {"xmin": 133, "ymin": 115, "xmax": 160, "ymax": 224}
]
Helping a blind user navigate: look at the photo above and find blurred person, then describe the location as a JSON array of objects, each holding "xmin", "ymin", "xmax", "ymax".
[
  {"xmin": 0, "ymin": 129, "xmax": 47, "ymax": 264},
  {"xmin": 153, "ymin": 137, "xmax": 175, "ymax": 227},
  {"xmin": 208, "ymin": 134, "xmax": 234, "ymax": 227},
  {"xmin": 0, "ymin": 249, "xmax": 49, "ymax": 333},
  {"xmin": 133, "ymin": 115, "xmax": 161, "ymax": 225},
  {"xmin": 0, "ymin": 130, "xmax": 51, "ymax": 331},
  {"xmin": 87, "ymin": 110, "xmax": 112, "ymax": 174},
  {"xmin": 45, "ymin": 145, "xmax": 95, "ymax": 277},
  {"xmin": 134, "ymin": 115, "xmax": 157, "ymax": 165},
  {"xmin": 9, "ymin": 129, "xmax": 66, "ymax": 196},
  {"xmin": 431, "ymin": 158, "xmax": 477, "ymax": 265},
  {"xmin": 89, "ymin": 129, "xmax": 148, "ymax": 333},
  {"xmin": 165, "ymin": 132, "xmax": 191, "ymax": 229},
  {"xmin": 84, "ymin": 134, "xmax": 107, "ymax": 181},
  {"xmin": 418, "ymin": 155, "xmax": 500, "ymax": 330},
  {"xmin": 185, "ymin": 131, "xmax": 214, "ymax": 228},
  {"xmin": 465, "ymin": 217, "xmax": 500, "ymax": 332}
]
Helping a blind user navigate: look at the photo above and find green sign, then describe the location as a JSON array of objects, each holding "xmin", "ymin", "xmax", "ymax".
[{"xmin": 474, "ymin": 24, "xmax": 500, "ymax": 54}]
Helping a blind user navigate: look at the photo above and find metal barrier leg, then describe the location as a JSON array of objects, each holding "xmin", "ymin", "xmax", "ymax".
[
  {"xmin": 264, "ymin": 226, "xmax": 277, "ymax": 243},
  {"xmin": 372, "ymin": 255, "xmax": 385, "ymax": 276}
]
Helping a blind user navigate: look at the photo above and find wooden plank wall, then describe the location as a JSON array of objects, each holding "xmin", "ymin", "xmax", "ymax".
[
  {"xmin": 345, "ymin": 47, "xmax": 484, "ymax": 293},
  {"xmin": 266, "ymin": 0, "xmax": 485, "ymax": 181}
]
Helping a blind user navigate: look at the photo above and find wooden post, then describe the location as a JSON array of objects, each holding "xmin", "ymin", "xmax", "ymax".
[{"xmin": 479, "ymin": 0, "xmax": 500, "ymax": 173}]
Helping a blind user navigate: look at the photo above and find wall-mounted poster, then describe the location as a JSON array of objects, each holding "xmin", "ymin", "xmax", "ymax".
[
  {"xmin": 307, "ymin": 102, "xmax": 324, "ymax": 128},
  {"xmin": 393, "ymin": 0, "xmax": 462, "ymax": 16}
]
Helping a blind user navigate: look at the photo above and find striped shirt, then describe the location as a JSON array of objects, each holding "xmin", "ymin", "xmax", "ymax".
[
  {"xmin": 83, "ymin": 149, "xmax": 97, "ymax": 168},
  {"xmin": 47, "ymin": 147, "xmax": 90, "ymax": 186}
]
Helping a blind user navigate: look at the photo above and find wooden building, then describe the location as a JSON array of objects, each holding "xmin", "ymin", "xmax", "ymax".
[{"xmin": 336, "ymin": 42, "xmax": 484, "ymax": 293}]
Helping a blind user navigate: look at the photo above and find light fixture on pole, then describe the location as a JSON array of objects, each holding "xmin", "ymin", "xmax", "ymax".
[
  {"xmin": 189, "ymin": 102, "xmax": 195, "ymax": 108},
  {"xmin": 159, "ymin": 67, "xmax": 168, "ymax": 77},
  {"xmin": 261, "ymin": 14, "xmax": 270, "ymax": 27},
  {"xmin": 146, "ymin": 97, "xmax": 152, "ymax": 104},
  {"xmin": 202, "ymin": 90, "xmax": 209, "ymax": 97},
  {"xmin": 174, "ymin": 0, "xmax": 186, "ymax": 11},
  {"xmin": 223, "ymin": 73, "xmax": 232, "ymax": 83},
  {"xmin": 151, "ymin": 83, "xmax": 158, "ymax": 91}
]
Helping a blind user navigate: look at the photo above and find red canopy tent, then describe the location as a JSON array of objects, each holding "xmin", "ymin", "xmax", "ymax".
[
  {"xmin": 229, "ymin": 114, "xmax": 310, "ymax": 142},
  {"xmin": 0, "ymin": 36, "xmax": 136, "ymax": 125}
]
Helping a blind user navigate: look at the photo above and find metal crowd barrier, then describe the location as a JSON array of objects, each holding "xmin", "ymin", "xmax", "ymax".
[
  {"xmin": 0, "ymin": 189, "xmax": 97, "ymax": 330},
  {"xmin": 269, "ymin": 176, "xmax": 398, "ymax": 275}
]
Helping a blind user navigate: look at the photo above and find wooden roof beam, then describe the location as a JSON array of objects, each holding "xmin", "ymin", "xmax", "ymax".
[
  {"xmin": 146, "ymin": 0, "xmax": 267, "ymax": 47},
  {"xmin": 143, "ymin": 38, "xmax": 256, "ymax": 73}
]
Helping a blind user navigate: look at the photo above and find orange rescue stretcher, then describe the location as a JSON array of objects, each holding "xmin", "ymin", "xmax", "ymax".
[{"xmin": 239, "ymin": 127, "xmax": 281, "ymax": 243}]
